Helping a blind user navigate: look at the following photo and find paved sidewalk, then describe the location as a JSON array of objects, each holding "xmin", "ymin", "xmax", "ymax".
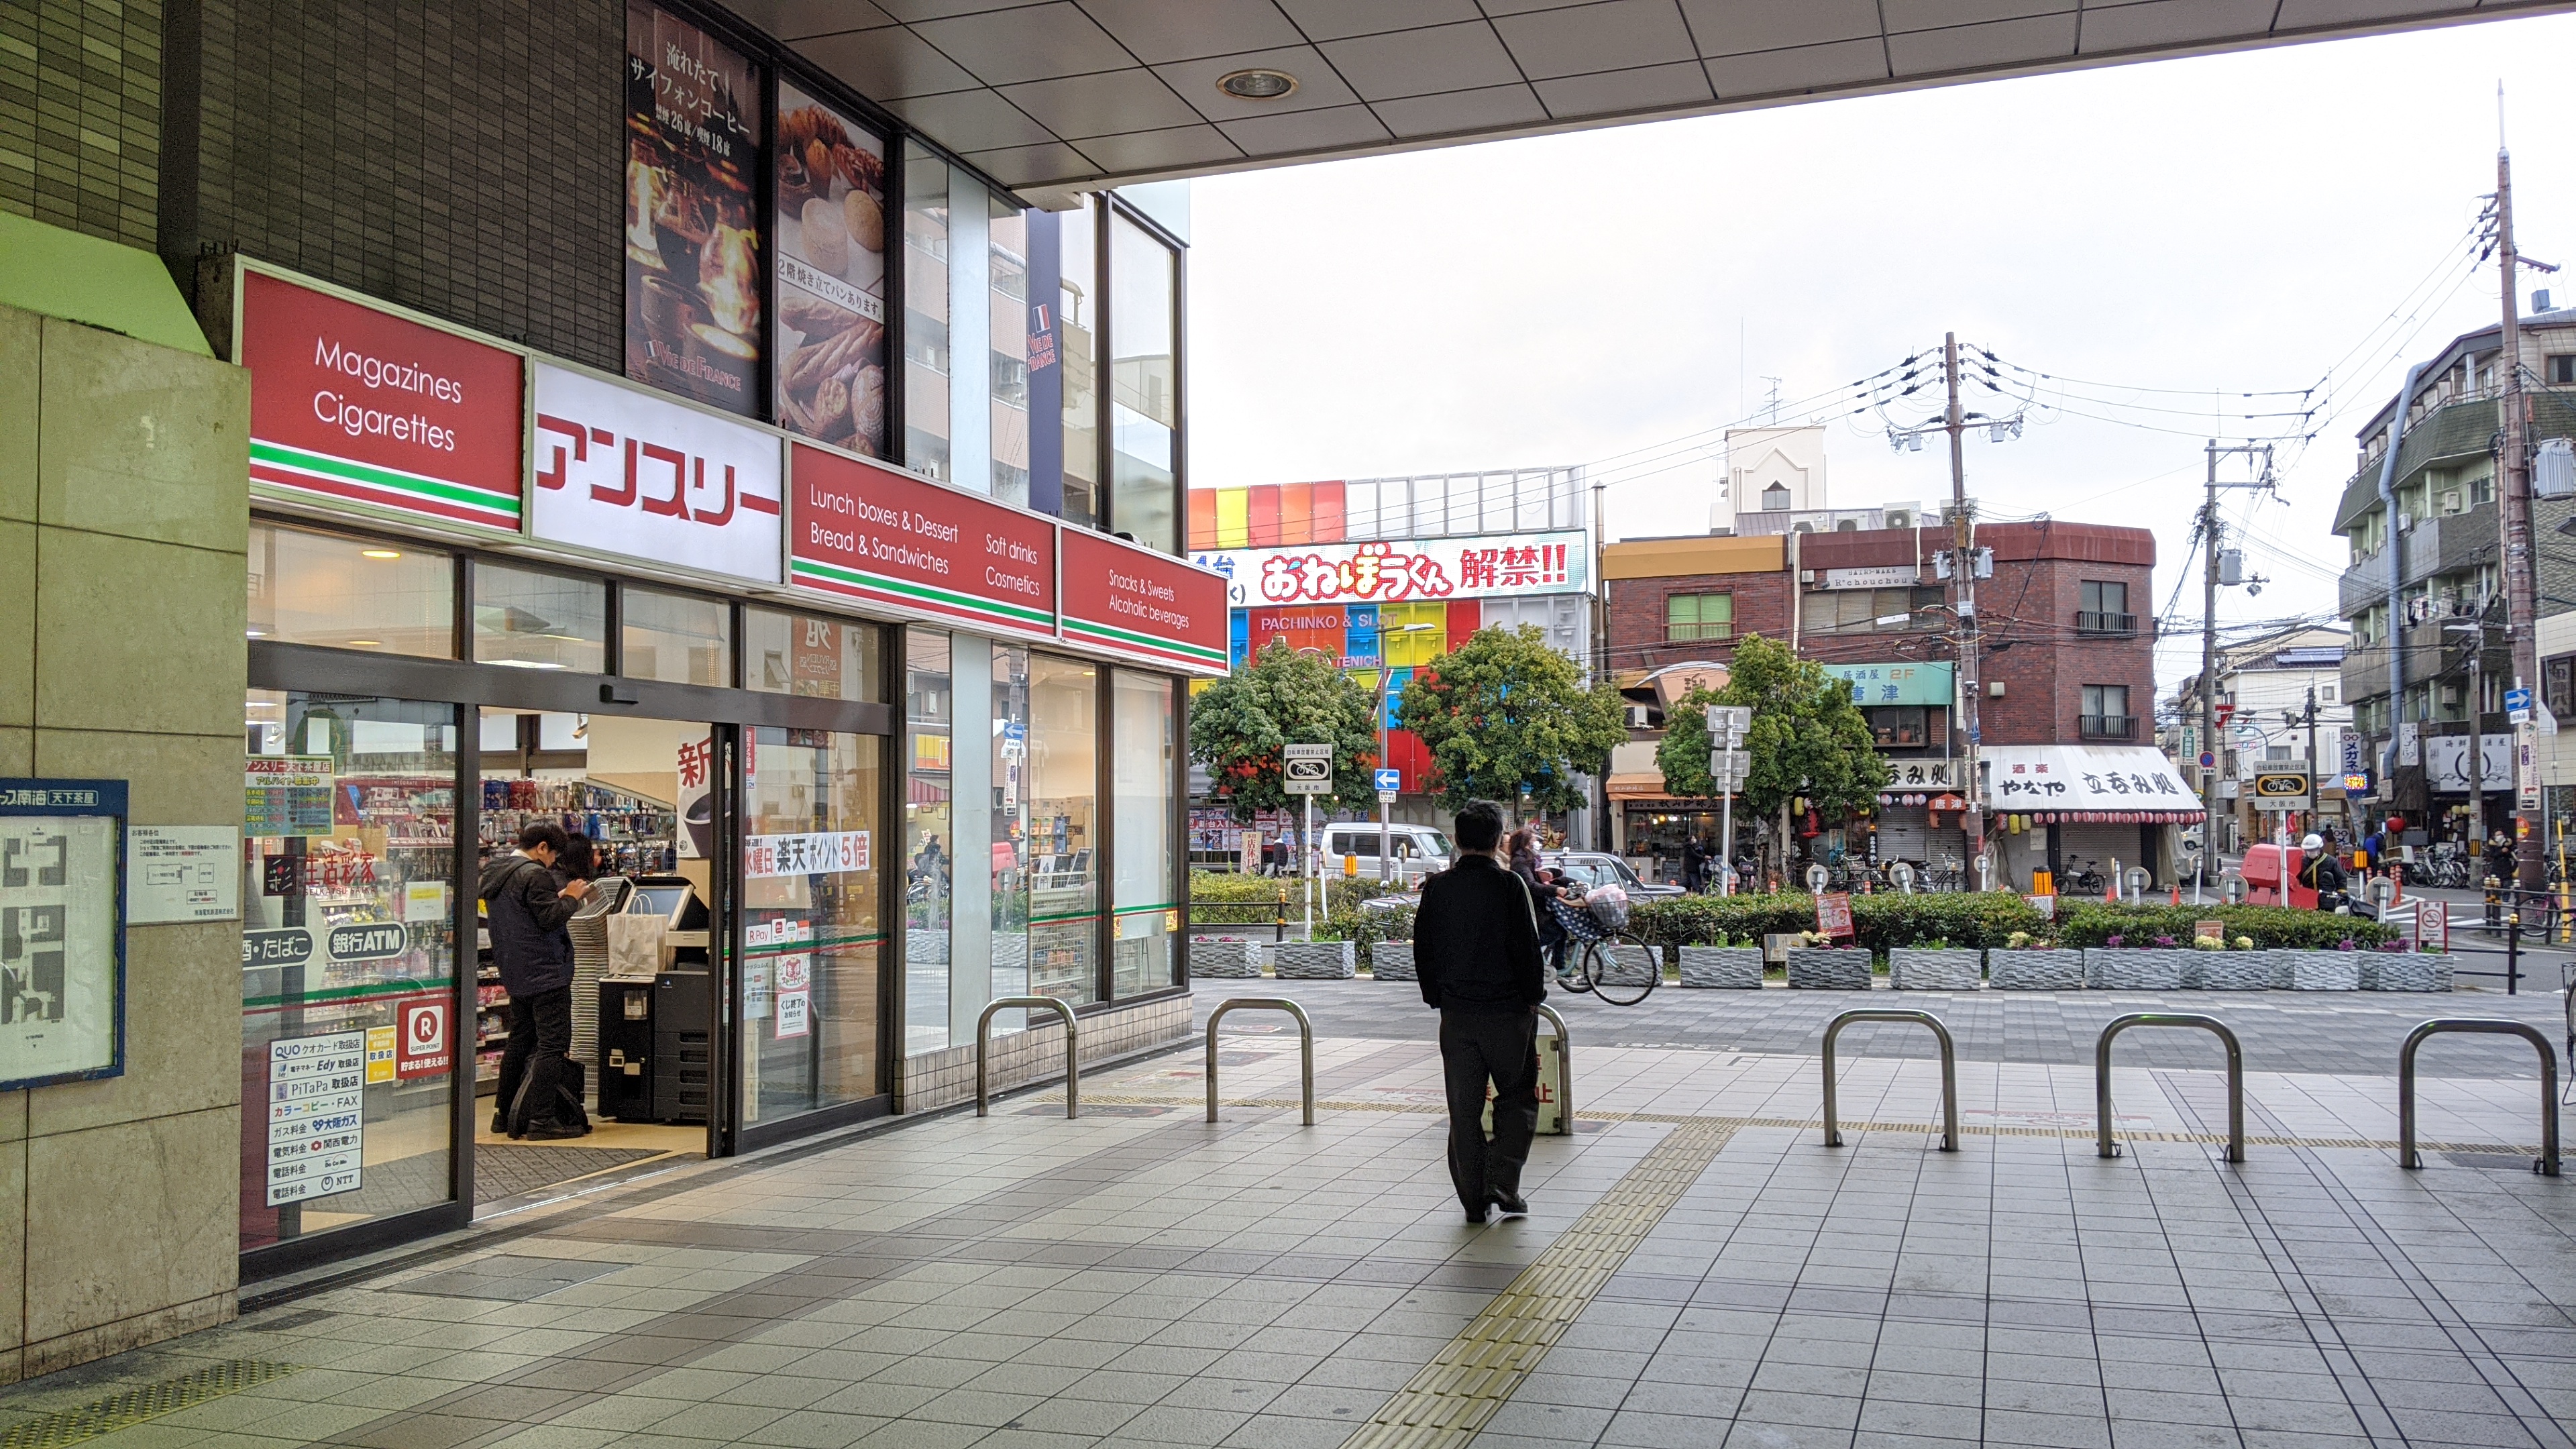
[{"xmin": 2, "ymin": 1003, "xmax": 2568, "ymax": 1449}]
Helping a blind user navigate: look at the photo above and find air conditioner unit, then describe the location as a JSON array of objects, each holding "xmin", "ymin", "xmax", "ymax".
[
  {"xmin": 1798, "ymin": 570, "xmax": 1816, "ymax": 583},
  {"xmin": 1624, "ymin": 705, "xmax": 1652, "ymax": 728},
  {"xmin": 1883, "ymin": 508, "xmax": 1915, "ymax": 529},
  {"xmin": 2439, "ymin": 684, "xmax": 2463, "ymax": 708},
  {"xmin": 2398, "ymin": 511, "xmax": 2414, "ymax": 531},
  {"xmin": 2441, "ymin": 490, "xmax": 2462, "ymax": 513}
]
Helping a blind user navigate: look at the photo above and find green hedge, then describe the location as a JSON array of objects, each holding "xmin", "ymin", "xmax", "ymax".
[
  {"xmin": 1627, "ymin": 892, "xmax": 2049, "ymax": 952},
  {"xmin": 2054, "ymin": 902, "xmax": 2392, "ymax": 950}
]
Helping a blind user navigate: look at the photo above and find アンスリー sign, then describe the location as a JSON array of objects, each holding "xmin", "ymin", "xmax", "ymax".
[
  {"xmin": 788, "ymin": 444, "xmax": 1056, "ymax": 639},
  {"xmin": 531, "ymin": 362, "xmax": 784, "ymax": 583},
  {"xmin": 237, "ymin": 268, "xmax": 526, "ymax": 531},
  {"xmin": 1190, "ymin": 530, "xmax": 1588, "ymax": 608},
  {"xmin": 1060, "ymin": 527, "xmax": 1230, "ymax": 675}
]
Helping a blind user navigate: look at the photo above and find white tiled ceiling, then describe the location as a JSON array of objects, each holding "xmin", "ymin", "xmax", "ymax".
[{"xmin": 750, "ymin": 0, "xmax": 2573, "ymax": 193}]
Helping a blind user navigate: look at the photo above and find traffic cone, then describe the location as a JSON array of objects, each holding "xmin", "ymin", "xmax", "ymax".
[{"xmin": 2170, "ymin": 885, "xmax": 2180, "ymax": 906}]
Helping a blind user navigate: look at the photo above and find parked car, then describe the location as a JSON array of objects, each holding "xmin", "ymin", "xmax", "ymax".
[
  {"xmin": 1321, "ymin": 823, "xmax": 1455, "ymax": 884},
  {"xmin": 1541, "ymin": 851, "xmax": 1684, "ymax": 898}
]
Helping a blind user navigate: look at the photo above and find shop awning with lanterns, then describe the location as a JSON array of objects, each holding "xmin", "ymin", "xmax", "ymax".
[{"xmin": 1982, "ymin": 744, "xmax": 2202, "ymax": 823}]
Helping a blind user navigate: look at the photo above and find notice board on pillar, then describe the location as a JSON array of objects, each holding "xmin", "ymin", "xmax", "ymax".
[{"xmin": 0, "ymin": 780, "xmax": 126, "ymax": 1091}]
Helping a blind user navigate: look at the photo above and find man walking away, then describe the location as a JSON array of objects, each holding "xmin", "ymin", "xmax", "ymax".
[
  {"xmin": 481, "ymin": 822, "xmax": 592, "ymax": 1139},
  {"xmin": 1413, "ymin": 800, "xmax": 1546, "ymax": 1225}
]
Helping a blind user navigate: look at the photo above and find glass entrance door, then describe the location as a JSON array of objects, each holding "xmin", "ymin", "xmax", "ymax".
[{"xmin": 739, "ymin": 728, "xmax": 885, "ymax": 1138}]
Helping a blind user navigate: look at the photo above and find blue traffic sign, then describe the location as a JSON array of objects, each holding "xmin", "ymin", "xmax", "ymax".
[
  {"xmin": 1374, "ymin": 768, "xmax": 1402, "ymax": 792},
  {"xmin": 2200, "ymin": 752, "xmax": 2215, "ymax": 768},
  {"xmin": 2506, "ymin": 687, "xmax": 2533, "ymax": 717}
]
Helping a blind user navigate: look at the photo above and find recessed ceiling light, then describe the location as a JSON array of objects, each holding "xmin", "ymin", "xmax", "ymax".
[
  {"xmin": 1217, "ymin": 68, "xmax": 1297, "ymax": 100},
  {"xmin": 361, "ymin": 549, "xmax": 402, "ymax": 559},
  {"xmin": 347, "ymin": 639, "xmax": 382, "ymax": 647}
]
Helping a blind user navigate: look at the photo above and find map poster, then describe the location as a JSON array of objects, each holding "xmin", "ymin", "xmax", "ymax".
[{"xmin": 0, "ymin": 779, "xmax": 124, "ymax": 1091}]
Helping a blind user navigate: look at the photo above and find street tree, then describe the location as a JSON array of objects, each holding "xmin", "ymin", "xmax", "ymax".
[
  {"xmin": 1396, "ymin": 625, "xmax": 1627, "ymax": 816},
  {"xmin": 1188, "ymin": 639, "xmax": 1383, "ymax": 820},
  {"xmin": 1658, "ymin": 634, "xmax": 1887, "ymax": 876}
]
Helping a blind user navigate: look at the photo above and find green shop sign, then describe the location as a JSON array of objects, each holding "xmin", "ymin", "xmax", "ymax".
[{"xmin": 1828, "ymin": 661, "xmax": 1955, "ymax": 708}]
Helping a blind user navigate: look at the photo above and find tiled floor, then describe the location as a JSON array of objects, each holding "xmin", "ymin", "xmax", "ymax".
[{"xmin": 6, "ymin": 987, "xmax": 2569, "ymax": 1449}]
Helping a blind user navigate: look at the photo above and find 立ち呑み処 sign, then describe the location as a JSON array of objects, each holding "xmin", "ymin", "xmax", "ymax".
[
  {"xmin": 236, "ymin": 268, "xmax": 526, "ymax": 531},
  {"xmin": 1060, "ymin": 529, "xmax": 1229, "ymax": 676},
  {"xmin": 531, "ymin": 362, "xmax": 783, "ymax": 583},
  {"xmin": 788, "ymin": 444, "xmax": 1055, "ymax": 639}
]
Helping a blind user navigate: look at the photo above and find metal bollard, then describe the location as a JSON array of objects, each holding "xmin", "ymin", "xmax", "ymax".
[
  {"xmin": 2096, "ymin": 1013, "xmax": 2243, "ymax": 1163},
  {"xmin": 1819, "ymin": 1009, "xmax": 1959, "ymax": 1152},
  {"xmin": 2396, "ymin": 1018, "xmax": 2560, "ymax": 1176},
  {"xmin": 1536, "ymin": 1003, "xmax": 1573, "ymax": 1134},
  {"xmin": 1205, "ymin": 998, "xmax": 1316, "ymax": 1125},
  {"xmin": 975, "ymin": 996, "xmax": 1079, "ymax": 1119}
]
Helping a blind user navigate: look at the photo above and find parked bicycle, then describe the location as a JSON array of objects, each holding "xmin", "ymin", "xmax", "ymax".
[{"xmin": 2063, "ymin": 859, "xmax": 2106, "ymax": 895}]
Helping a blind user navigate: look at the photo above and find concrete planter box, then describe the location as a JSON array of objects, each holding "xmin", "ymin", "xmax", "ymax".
[
  {"xmin": 2363, "ymin": 953, "xmax": 2453, "ymax": 991},
  {"xmin": 1187, "ymin": 936, "xmax": 1262, "ymax": 979},
  {"xmin": 2188, "ymin": 950, "xmax": 2273, "ymax": 990},
  {"xmin": 1889, "ymin": 949, "xmax": 1982, "ymax": 990},
  {"xmin": 1591, "ymin": 942, "xmax": 1662, "ymax": 987},
  {"xmin": 1273, "ymin": 941, "xmax": 1356, "ymax": 979},
  {"xmin": 2087, "ymin": 949, "xmax": 2186, "ymax": 991},
  {"xmin": 1988, "ymin": 950, "xmax": 2084, "ymax": 990},
  {"xmin": 2275, "ymin": 950, "xmax": 2363, "ymax": 991},
  {"xmin": 1786, "ymin": 948, "xmax": 1872, "ymax": 990},
  {"xmin": 1371, "ymin": 940, "xmax": 1416, "ymax": 981},
  {"xmin": 1678, "ymin": 946, "xmax": 1764, "ymax": 988},
  {"xmin": 904, "ymin": 928, "xmax": 949, "ymax": 967}
]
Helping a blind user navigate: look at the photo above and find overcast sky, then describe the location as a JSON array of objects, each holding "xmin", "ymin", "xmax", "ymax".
[{"xmin": 1181, "ymin": 13, "xmax": 2576, "ymax": 700}]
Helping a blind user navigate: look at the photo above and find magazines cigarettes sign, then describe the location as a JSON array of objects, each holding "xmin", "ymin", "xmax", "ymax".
[
  {"xmin": 1191, "ymin": 529, "xmax": 1587, "ymax": 607},
  {"xmin": 236, "ymin": 269, "xmax": 526, "ymax": 531},
  {"xmin": 1060, "ymin": 527, "xmax": 1230, "ymax": 675},
  {"xmin": 788, "ymin": 444, "xmax": 1055, "ymax": 639},
  {"xmin": 532, "ymin": 362, "xmax": 783, "ymax": 583}
]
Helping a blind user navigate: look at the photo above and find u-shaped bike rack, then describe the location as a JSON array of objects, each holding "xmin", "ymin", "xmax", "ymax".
[
  {"xmin": 1536, "ymin": 1003, "xmax": 1572, "ymax": 1134},
  {"xmin": 1204, "ymin": 998, "xmax": 1316, "ymax": 1124},
  {"xmin": 1820, "ymin": 1009, "xmax": 1958, "ymax": 1152},
  {"xmin": 2096, "ymin": 1013, "xmax": 2243, "ymax": 1163},
  {"xmin": 2397, "ymin": 1018, "xmax": 2561, "ymax": 1176},
  {"xmin": 975, "ymin": 995, "xmax": 1079, "ymax": 1119}
]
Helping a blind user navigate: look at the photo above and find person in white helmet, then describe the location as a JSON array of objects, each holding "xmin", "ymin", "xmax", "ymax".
[{"xmin": 2296, "ymin": 832, "xmax": 2348, "ymax": 910}]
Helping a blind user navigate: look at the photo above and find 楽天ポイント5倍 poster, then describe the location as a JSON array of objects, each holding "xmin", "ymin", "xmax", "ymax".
[
  {"xmin": 625, "ymin": 1, "xmax": 763, "ymax": 417},
  {"xmin": 773, "ymin": 82, "xmax": 890, "ymax": 458}
]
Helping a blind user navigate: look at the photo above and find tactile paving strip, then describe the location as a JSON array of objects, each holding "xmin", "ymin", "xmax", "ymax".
[
  {"xmin": 1339, "ymin": 1120, "xmax": 1735, "ymax": 1449},
  {"xmin": 0, "ymin": 1360, "xmax": 300, "ymax": 1448}
]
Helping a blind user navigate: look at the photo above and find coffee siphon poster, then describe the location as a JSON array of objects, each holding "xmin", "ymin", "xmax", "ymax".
[
  {"xmin": 773, "ymin": 82, "xmax": 890, "ymax": 458},
  {"xmin": 625, "ymin": 2, "xmax": 763, "ymax": 417}
]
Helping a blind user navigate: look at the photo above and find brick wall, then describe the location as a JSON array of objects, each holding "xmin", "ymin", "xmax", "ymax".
[{"xmin": 0, "ymin": 0, "xmax": 163, "ymax": 251}]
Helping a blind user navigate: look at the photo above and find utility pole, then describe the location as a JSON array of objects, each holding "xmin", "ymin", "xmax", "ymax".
[
  {"xmin": 1943, "ymin": 333, "xmax": 1986, "ymax": 888},
  {"xmin": 2495, "ymin": 133, "xmax": 2542, "ymax": 890},
  {"xmin": 1592, "ymin": 478, "xmax": 1609, "ymax": 852},
  {"xmin": 2198, "ymin": 442, "xmax": 2275, "ymax": 879}
]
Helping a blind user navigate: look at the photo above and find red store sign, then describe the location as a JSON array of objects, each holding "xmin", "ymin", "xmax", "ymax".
[
  {"xmin": 788, "ymin": 445, "xmax": 1055, "ymax": 640},
  {"xmin": 1060, "ymin": 528, "xmax": 1229, "ymax": 676},
  {"xmin": 235, "ymin": 268, "xmax": 525, "ymax": 531}
]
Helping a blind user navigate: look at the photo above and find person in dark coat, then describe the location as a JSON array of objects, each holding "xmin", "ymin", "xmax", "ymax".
[
  {"xmin": 480, "ymin": 822, "xmax": 591, "ymax": 1138},
  {"xmin": 1680, "ymin": 835, "xmax": 1707, "ymax": 893},
  {"xmin": 1414, "ymin": 801, "xmax": 1546, "ymax": 1225}
]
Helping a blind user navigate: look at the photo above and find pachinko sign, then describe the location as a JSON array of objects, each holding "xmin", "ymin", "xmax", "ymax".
[
  {"xmin": 531, "ymin": 362, "xmax": 783, "ymax": 582},
  {"xmin": 1191, "ymin": 530, "xmax": 1587, "ymax": 607}
]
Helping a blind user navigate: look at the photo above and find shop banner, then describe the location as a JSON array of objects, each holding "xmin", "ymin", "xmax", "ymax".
[
  {"xmin": 773, "ymin": 82, "xmax": 889, "ymax": 457},
  {"xmin": 532, "ymin": 362, "xmax": 782, "ymax": 583},
  {"xmin": 1984, "ymin": 745, "xmax": 2198, "ymax": 814},
  {"xmin": 1061, "ymin": 528, "xmax": 1230, "ymax": 676},
  {"xmin": 266, "ymin": 1028, "xmax": 365, "ymax": 1205},
  {"xmin": 1828, "ymin": 661, "xmax": 1954, "ymax": 708},
  {"xmin": 237, "ymin": 269, "xmax": 525, "ymax": 531},
  {"xmin": 1191, "ymin": 529, "xmax": 1587, "ymax": 607},
  {"xmin": 788, "ymin": 445, "xmax": 1056, "ymax": 638},
  {"xmin": 624, "ymin": 1, "xmax": 762, "ymax": 417}
]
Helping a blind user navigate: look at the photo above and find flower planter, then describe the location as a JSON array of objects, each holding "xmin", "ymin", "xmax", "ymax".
[
  {"xmin": 1987, "ymin": 950, "xmax": 2084, "ymax": 991},
  {"xmin": 1786, "ymin": 948, "xmax": 1871, "ymax": 990},
  {"xmin": 1370, "ymin": 940, "xmax": 1416, "ymax": 982},
  {"xmin": 1186, "ymin": 936, "xmax": 1262, "ymax": 979},
  {"xmin": 1889, "ymin": 949, "xmax": 1982, "ymax": 990},
  {"xmin": 1273, "ymin": 941, "xmax": 1356, "ymax": 980},
  {"xmin": 2087, "ymin": 949, "xmax": 2186, "ymax": 991},
  {"xmin": 2273, "ymin": 950, "xmax": 2361, "ymax": 991},
  {"xmin": 2363, "ymin": 954, "xmax": 2453, "ymax": 991},
  {"xmin": 2188, "ymin": 950, "xmax": 2273, "ymax": 990},
  {"xmin": 1678, "ymin": 946, "xmax": 1764, "ymax": 989}
]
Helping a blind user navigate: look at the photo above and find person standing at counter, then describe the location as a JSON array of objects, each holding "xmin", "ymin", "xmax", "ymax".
[{"xmin": 481, "ymin": 822, "xmax": 592, "ymax": 1140}]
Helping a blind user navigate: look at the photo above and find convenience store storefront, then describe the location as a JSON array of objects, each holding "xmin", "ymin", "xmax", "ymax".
[{"xmin": 230, "ymin": 261, "xmax": 1224, "ymax": 1276}]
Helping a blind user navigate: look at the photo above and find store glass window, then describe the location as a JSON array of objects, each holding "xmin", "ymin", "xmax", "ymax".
[
  {"xmin": 241, "ymin": 691, "xmax": 461, "ymax": 1252},
  {"xmin": 1111, "ymin": 669, "xmax": 1178, "ymax": 996},
  {"xmin": 473, "ymin": 562, "xmax": 606, "ymax": 672},
  {"xmin": 1665, "ymin": 593, "xmax": 1731, "ymax": 642},
  {"xmin": 742, "ymin": 727, "xmax": 883, "ymax": 1122},
  {"xmin": 902, "ymin": 140, "xmax": 951, "ymax": 482},
  {"xmin": 248, "ymin": 523, "xmax": 455, "ymax": 657},
  {"xmin": 990, "ymin": 197, "xmax": 1032, "ymax": 508},
  {"xmin": 1028, "ymin": 653, "xmax": 1098, "ymax": 1006},
  {"xmin": 904, "ymin": 629, "xmax": 953, "ymax": 1053},
  {"xmin": 1059, "ymin": 197, "xmax": 1099, "ymax": 529},
  {"xmin": 746, "ymin": 608, "xmax": 884, "ymax": 702},
  {"xmin": 991, "ymin": 645, "xmax": 1032, "ymax": 1010},
  {"xmin": 1866, "ymin": 706, "xmax": 1929, "ymax": 747},
  {"xmin": 1109, "ymin": 213, "xmax": 1177, "ymax": 553},
  {"xmin": 621, "ymin": 588, "xmax": 731, "ymax": 686}
]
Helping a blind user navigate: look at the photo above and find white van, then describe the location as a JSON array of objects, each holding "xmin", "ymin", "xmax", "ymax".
[{"xmin": 1322, "ymin": 823, "xmax": 1455, "ymax": 883}]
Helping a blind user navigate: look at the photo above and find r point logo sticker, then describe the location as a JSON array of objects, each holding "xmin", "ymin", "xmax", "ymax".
[{"xmin": 396, "ymin": 999, "xmax": 451, "ymax": 1079}]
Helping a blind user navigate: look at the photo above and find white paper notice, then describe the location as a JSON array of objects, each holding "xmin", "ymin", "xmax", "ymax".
[
  {"xmin": 403, "ymin": 880, "xmax": 448, "ymax": 924},
  {"xmin": 775, "ymin": 989, "xmax": 810, "ymax": 1038},
  {"xmin": 266, "ymin": 1029, "xmax": 367, "ymax": 1205},
  {"xmin": 129, "ymin": 826, "xmax": 240, "ymax": 924}
]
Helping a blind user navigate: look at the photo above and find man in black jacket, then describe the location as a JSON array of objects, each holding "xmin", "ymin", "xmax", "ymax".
[
  {"xmin": 480, "ymin": 822, "xmax": 591, "ymax": 1138},
  {"xmin": 1413, "ymin": 800, "xmax": 1546, "ymax": 1224}
]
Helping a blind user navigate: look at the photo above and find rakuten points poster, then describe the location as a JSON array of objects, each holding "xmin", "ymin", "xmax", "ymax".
[
  {"xmin": 625, "ymin": 2, "xmax": 762, "ymax": 417},
  {"xmin": 773, "ymin": 82, "xmax": 890, "ymax": 458}
]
